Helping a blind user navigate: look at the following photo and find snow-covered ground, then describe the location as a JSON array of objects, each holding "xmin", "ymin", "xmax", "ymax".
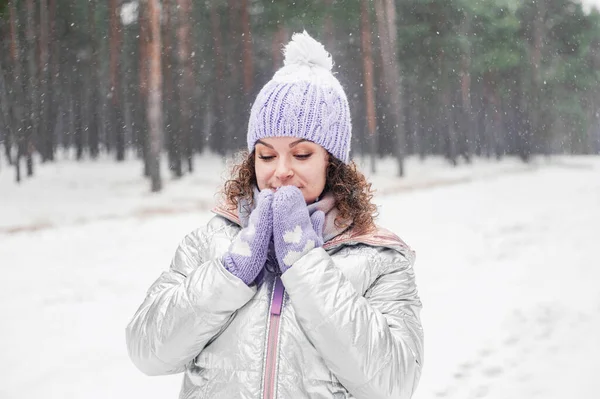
[{"xmin": 1, "ymin": 152, "xmax": 599, "ymax": 399}]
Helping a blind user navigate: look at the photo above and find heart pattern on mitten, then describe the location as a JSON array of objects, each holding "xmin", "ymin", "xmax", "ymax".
[
  {"xmin": 272, "ymin": 186, "xmax": 325, "ymax": 273},
  {"xmin": 223, "ymin": 189, "xmax": 274, "ymax": 285}
]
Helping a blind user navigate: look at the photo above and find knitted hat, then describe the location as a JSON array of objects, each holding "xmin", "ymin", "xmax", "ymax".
[{"xmin": 247, "ymin": 31, "xmax": 352, "ymax": 163}]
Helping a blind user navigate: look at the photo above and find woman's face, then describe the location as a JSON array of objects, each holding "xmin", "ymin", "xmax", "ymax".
[{"xmin": 254, "ymin": 137, "xmax": 329, "ymax": 203}]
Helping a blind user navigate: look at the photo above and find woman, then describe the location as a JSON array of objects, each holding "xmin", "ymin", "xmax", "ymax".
[{"xmin": 126, "ymin": 31, "xmax": 423, "ymax": 399}]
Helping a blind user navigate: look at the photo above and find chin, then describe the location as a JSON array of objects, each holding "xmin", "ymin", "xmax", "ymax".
[{"xmin": 303, "ymin": 195, "xmax": 317, "ymax": 202}]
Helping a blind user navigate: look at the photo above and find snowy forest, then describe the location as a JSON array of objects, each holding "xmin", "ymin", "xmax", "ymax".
[
  {"xmin": 1, "ymin": 0, "xmax": 599, "ymax": 191},
  {"xmin": 2, "ymin": 1, "xmax": 600, "ymax": 399}
]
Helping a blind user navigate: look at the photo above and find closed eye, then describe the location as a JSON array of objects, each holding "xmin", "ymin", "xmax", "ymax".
[
  {"xmin": 295, "ymin": 154, "xmax": 312, "ymax": 160},
  {"xmin": 258, "ymin": 155, "xmax": 275, "ymax": 161}
]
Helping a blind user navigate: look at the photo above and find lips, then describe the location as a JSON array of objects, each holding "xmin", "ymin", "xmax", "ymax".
[{"xmin": 271, "ymin": 185, "xmax": 303, "ymax": 190}]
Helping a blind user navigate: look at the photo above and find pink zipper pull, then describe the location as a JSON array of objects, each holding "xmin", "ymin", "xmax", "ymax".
[{"xmin": 271, "ymin": 277, "xmax": 284, "ymax": 315}]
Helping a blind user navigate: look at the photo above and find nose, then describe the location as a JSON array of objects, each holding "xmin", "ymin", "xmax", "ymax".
[{"xmin": 274, "ymin": 157, "xmax": 294, "ymax": 182}]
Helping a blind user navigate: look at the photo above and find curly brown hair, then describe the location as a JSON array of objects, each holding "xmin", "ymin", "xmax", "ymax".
[{"xmin": 221, "ymin": 151, "xmax": 377, "ymax": 234}]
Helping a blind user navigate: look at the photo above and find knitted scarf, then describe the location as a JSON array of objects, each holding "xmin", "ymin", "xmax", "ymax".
[{"xmin": 238, "ymin": 187, "xmax": 350, "ymax": 244}]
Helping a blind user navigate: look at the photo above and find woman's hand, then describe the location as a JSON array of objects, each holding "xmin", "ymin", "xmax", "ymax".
[
  {"xmin": 272, "ymin": 186, "xmax": 325, "ymax": 273},
  {"xmin": 223, "ymin": 189, "xmax": 274, "ymax": 285}
]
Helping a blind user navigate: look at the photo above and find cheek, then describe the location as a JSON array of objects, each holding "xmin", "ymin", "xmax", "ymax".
[
  {"xmin": 317, "ymin": 166, "xmax": 327, "ymax": 188},
  {"xmin": 304, "ymin": 161, "xmax": 327, "ymax": 189},
  {"xmin": 254, "ymin": 164, "xmax": 271, "ymax": 188}
]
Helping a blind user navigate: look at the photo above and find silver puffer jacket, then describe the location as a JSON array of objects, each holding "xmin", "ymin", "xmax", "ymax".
[{"xmin": 126, "ymin": 205, "xmax": 424, "ymax": 399}]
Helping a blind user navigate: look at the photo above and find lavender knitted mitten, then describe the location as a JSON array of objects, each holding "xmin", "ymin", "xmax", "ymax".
[
  {"xmin": 223, "ymin": 189, "xmax": 274, "ymax": 285},
  {"xmin": 272, "ymin": 186, "xmax": 325, "ymax": 273}
]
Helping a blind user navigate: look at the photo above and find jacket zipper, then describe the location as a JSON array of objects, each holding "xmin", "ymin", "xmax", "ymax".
[{"xmin": 263, "ymin": 277, "xmax": 284, "ymax": 399}]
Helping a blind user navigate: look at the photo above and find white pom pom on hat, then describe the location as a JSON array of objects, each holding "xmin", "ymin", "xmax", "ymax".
[
  {"xmin": 283, "ymin": 30, "xmax": 333, "ymax": 71},
  {"xmin": 271, "ymin": 31, "xmax": 340, "ymax": 87}
]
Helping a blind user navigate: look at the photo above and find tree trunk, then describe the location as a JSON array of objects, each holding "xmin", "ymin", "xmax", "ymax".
[
  {"xmin": 441, "ymin": 65, "xmax": 457, "ymax": 166},
  {"xmin": 9, "ymin": 0, "xmax": 25, "ymax": 182},
  {"xmin": 67, "ymin": 92, "xmax": 75, "ymax": 150},
  {"xmin": 404, "ymin": 76, "xmax": 415, "ymax": 155},
  {"xmin": 414, "ymin": 74, "xmax": 426, "ymax": 160},
  {"xmin": 129, "ymin": 12, "xmax": 143, "ymax": 161},
  {"xmin": 323, "ymin": 0, "xmax": 335, "ymax": 52},
  {"xmin": 68, "ymin": 2, "xmax": 88, "ymax": 163},
  {"xmin": 240, "ymin": 0, "xmax": 253, "ymax": 97},
  {"xmin": 589, "ymin": 102, "xmax": 600, "ymax": 154},
  {"xmin": 88, "ymin": 0, "xmax": 100, "ymax": 158},
  {"xmin": 530, "ymin": 0, "xmax": 546, "ymax": 156},
  {"xmin": 360, "ymin": 0, "xmax": 378, "ymax": 173},
  {"xmin": 473, "ymin": 83, "xmax": 485, "ymax": 157},
  {"xmin": 0, "ymin": 19, "xmax": 13, "ymax": 167},
  {"xmin": 147, "ymin": 0, "xmax": 163, "ymax": 192},
  {"xmin": 0, "ymin": 60, "xmax": 14, "ymax": 166},
  {"xmin": 121, "ymin": 18, "xmax": 135, "ymax": 163},
  {"xmin": 25, "ymin": 0, "xmax": 37, "ymax": 176},
  {"xmin": 46, "ymin": 0, "xmax": 57, "ymax": 161},
  {"xmin": 109, "ymin": 0, "xmax": 125, "ymax": 161},
  {"xmin": 491, "ymin": 77, "xmax": 505, "ymax": 159},
  {"xmin": 433, "ymin": 44, "xmax": 456, "ymax": 165},
  {"xmin": 586, "ymin": 38, "xmax": 600, "ymax": 154},
  {"xmin": 374, "ymin": 47, "xmax": 391, "ymax": 157},
  {"xmin": 418, "ymin": 103, "xmax": 427, "ymax": 160},
  {"xmin": 163, "ymin": 0, "xmax": 181, "ymax": 177},
  {"xmin": 271, "ymin": 22, "xmax": 287, "ymax": 71},
  {"xmin": 239, "ymin": 0, "xmax": 253, "ymax": 156},
  {"xmin": 374, "ymin": 0, "xmax": 405, "ymax": 176},
  {"xmin": 177, "ymin": 0, "xmax": 194, "ymax": 173},
  {"xmin": 38, "ymin": 0, "xmax": 51, "ymax": 163},
  {"xmin": 209, "ymin": 4, "xmax": 226, "ymax": 155},
  {"xmin": 482, "ymin": 75, "xmax": 492, "ymax": 158},
  {"xmin": 483, "ymin": 72, "xmax": 504, "ymax": 159},
  {"xmin": 73, "ymin": 58, "xmax": 85, "ymax": 160},
  {"xmin": 227, "ymin": 0, "xmax": 243, "ymax": 152},
  {"xmin": 138, "ymin": 0, "xmax": 150, "ymax": 176},
  {"xmin": 459, "ymin": 11, "xmax": 474, "ymax": 163}
]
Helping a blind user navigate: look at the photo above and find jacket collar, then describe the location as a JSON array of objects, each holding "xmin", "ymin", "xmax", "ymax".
[
  {"xmin": 212, "ymin": 190, "xmax": 350, "ymax": 243},
  {"xmin": 211, "ymin": 197, "xmax": 413, "ymax": 258}
]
